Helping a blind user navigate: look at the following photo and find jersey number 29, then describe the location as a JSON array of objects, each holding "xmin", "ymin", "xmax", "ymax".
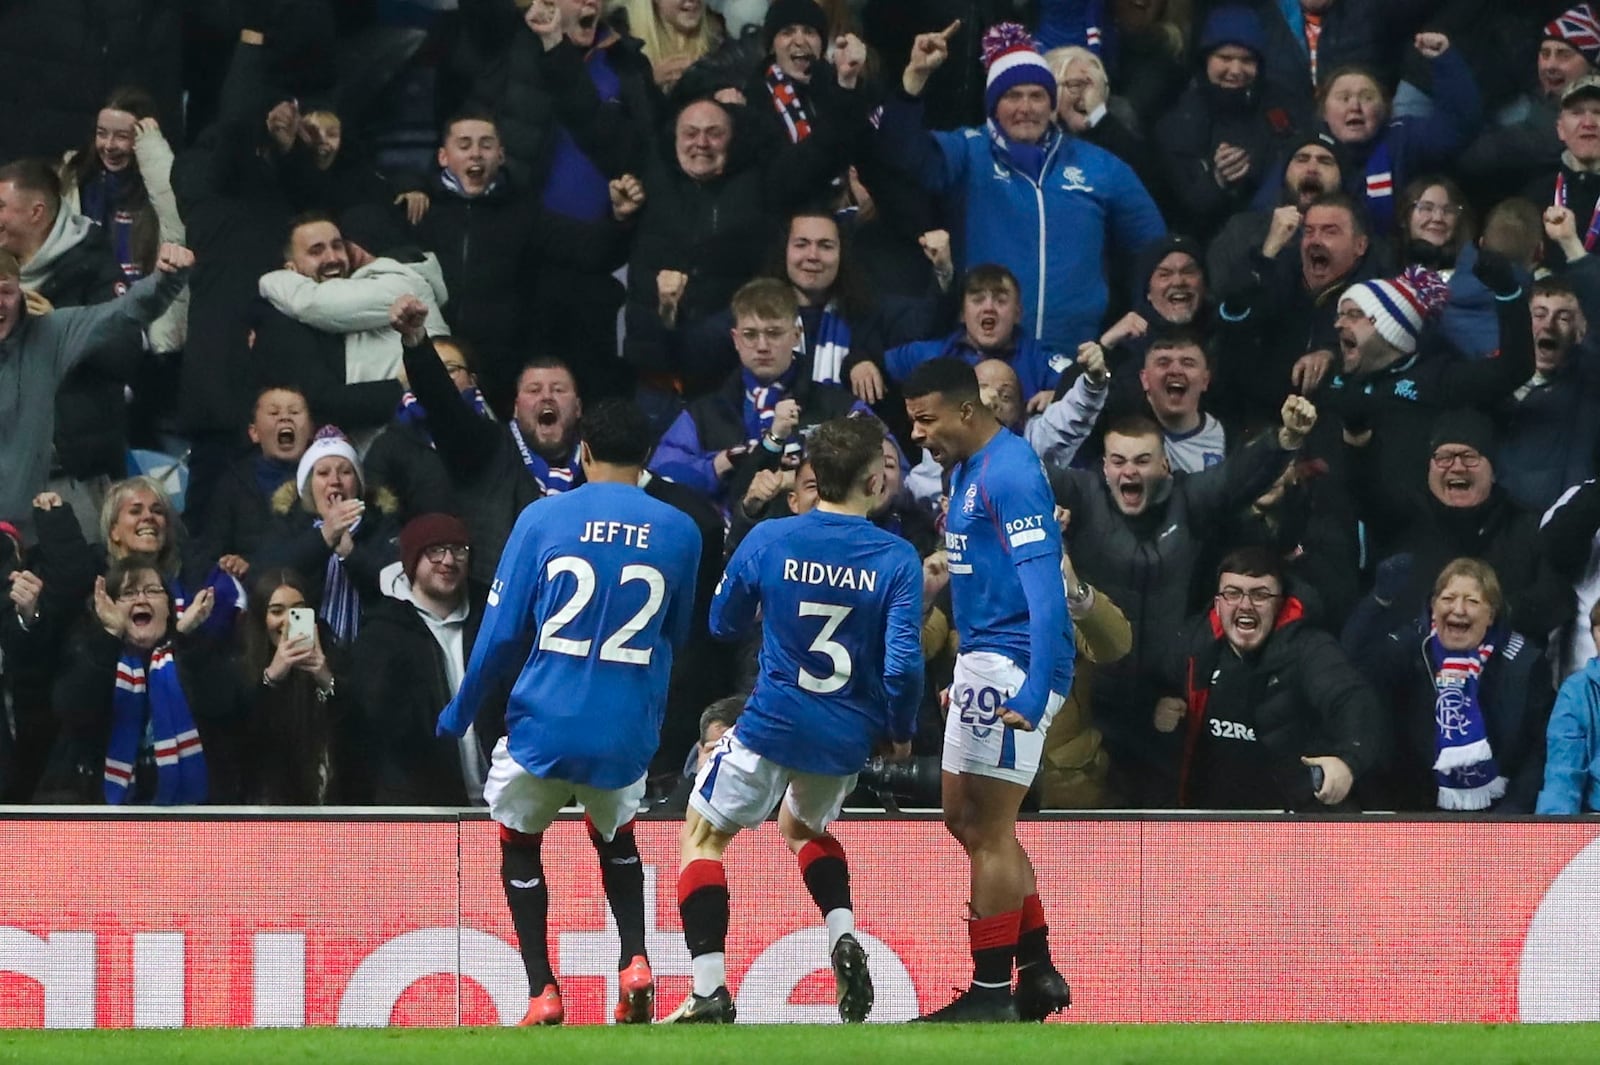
[{"xmin": 538, "ymin": 556, "xmax": 665, "ymax": 665}]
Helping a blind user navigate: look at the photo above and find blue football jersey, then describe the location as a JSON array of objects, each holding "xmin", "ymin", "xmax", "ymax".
[
  {"xmin": 439, "ymin": 482, "xmax": 702, "ymax": 789},
  {"xmin": 710, "ymin": 509, "xmax": 924, "ymax": 775},
  {"xmin": 944, "ymin": 429, "xmax": 1074, "ymax": 705}
]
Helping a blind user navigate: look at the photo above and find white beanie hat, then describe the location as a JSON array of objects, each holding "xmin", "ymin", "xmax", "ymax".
[
  {"xmin": 1339, "ymin": 266, "xmax": 1450, "ymax": 356},
  {"xmin": 296, "ymin": 426, "xmax": 363, "ymax": 498}
]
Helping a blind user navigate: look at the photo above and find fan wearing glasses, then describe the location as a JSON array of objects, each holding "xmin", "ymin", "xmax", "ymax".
[
  {"xmin": 350, "ymin": 511, "xmax": 493, "ymax": 806},
  {"xmin": 1152, "ymin": 545, "xmax": 1384, "ymax": 810},
  {"xmin": 1351, "ymin": 409, "xmax": 1571, "ymax": 656}
]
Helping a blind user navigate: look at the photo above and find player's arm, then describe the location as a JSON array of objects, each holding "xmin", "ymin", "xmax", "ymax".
[
  {"xmin": 993, "ymin": 465, "xmax": 1071, "ymax": 729},
  {"xmin": 1003, "ymin": 556, "xmax": 1070, "ymax": 729},
  {"xmin": 664, "ymin": 524, "xmax": 705, "ymax": 654},
  {"xmin": 883, "ymin": 550, "xmax": 926, "ymax": 746},
  {"xmin": 706, "ymin": 535, "xmax": 761, "ymax": 641},
  {"xmin": 437, "ymin": 510, "xmax": 542, "ymax": 737}
]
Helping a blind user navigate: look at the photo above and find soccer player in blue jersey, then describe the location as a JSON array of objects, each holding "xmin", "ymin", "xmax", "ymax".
[
  {"xmin": 666, "ymin": 416, "xmax": 925, "ymax": 1025},
  {"xmin": 901, "ymin": 356, "xmax": 1076, "ymax": 1023},
  {"xmin": 437, "ymin": 399, "xmax": 702, "ymax": 1028}
]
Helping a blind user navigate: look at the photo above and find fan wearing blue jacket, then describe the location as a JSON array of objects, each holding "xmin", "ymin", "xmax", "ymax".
[
  {"xmin": 879, "ymin": 20, "xmax": 1166, "ymax": 354},
  {"xmin": 884, "ymin": 263, "xmax": 1070, "ymax": 411}
]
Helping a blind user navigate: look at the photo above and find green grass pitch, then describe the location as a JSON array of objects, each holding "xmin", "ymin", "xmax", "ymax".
[{"xmin": 4, "ymin": 1025, "xmax": 1600, "ymax": 1064}]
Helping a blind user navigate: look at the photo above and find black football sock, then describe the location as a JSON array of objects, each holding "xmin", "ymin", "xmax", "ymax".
[
  {"xmin": 589, "ymin": 816, "xmax": 647, "ymax": 969},
  {"xmin": 677, "ymin": 858, "xmax": 730, "ymax": 995},
  {"xmin": 500, "ymin": 824, "xmax": 554, "ymax": 993}
]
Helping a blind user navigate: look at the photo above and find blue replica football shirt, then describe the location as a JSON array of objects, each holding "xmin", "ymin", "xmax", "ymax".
[
  {"xmin": 438, "ymin": 482, "xmax": 703, "ymax": 789},
  {"xmin": 710, "ymin": 509, "xmax": 924, "ymax": 775},
  {"xmin": 943, "ymin": 428, "xmax": 1074, "ymax": 714}
]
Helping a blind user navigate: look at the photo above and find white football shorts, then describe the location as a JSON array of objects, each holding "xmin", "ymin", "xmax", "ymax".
[
  {"xmin": 942, "ymin": 650, "xmax": 1065, "ymax": 786},
  {"xmin": 688, "ymin": 728, "xmax": 856, "ymax": 836},
  {"xmin": 483, "ymin": 736, "xmax": 646, "ymax": 841}
]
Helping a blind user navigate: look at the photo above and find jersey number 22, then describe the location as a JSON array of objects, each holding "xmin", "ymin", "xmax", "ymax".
[{"xmin": 538, "ymin": 556, "xmax": 665, "ymax": 665}]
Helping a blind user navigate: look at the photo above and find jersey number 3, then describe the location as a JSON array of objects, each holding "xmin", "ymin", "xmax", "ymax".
[
  {"xmin": 538, "ymin": 556, "xmax": 666, "ymax": 665},
  {"xmin": 798, "ymin": 601, "xmax": 852, "ymax": 694}
]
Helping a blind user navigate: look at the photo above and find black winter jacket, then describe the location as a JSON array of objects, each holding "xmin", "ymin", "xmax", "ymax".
[
  {"xmin": 349, "ymin": 584, "xmax": 502, "ymax": 806},
  {"xmin": 1346, "ymin": 611, "xmax": 1554, "ymax": 813},
  {"xmin": 399, "ymin": 340, "xmax": 543, "ymax": 585},
  {"xmin": 411, "ymin": 169, "xmax": 631, "ymax": 403},
  {"xmin": 44, "ymin": 626, "xmax": 240, "ymax": 804},
  {"xmin": 172, "ymin": 39, "xmax": 300, "ymax": 434},
  {"xmin": 192, "ymin": 455, "xmax": 298, "ymax": 573},
  {"xmin": 1166, "ymin": 602, "xmax": 1387, "ymax": 809},
  {"xmin": 250, "ymin": 305, "xmax": 406, "ymax": 435},
  {"xmin": 1153, "ymin": 78, "xmax": 1304, "ymax": 240}
]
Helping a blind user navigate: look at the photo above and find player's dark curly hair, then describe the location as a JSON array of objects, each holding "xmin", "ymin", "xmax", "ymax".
[{"xmin": 579, "ymin": 398, "xmax": 654, "ymax": 467}]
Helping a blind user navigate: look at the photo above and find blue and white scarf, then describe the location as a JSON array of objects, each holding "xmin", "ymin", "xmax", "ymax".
[
  {"xmin": 742, "ymin": 366, "xmax": 796, "ymax": 443},
  {"xmin": 1427, "ymin": 626, "xmax": 1509, "ymax": 811},
  {"xmin": 312, "ymin": 518, "xmax": 363, "ymax": 646},
  {"xmin": 987, "ymin": 119, "xmax": 1059, "ymax": 185},
  {"xmin": 394, "ymin": 386, "xmax": 493, "ymax": 447},
  {"xmin": 1362, "ymin": 135, "xmax": 1396, "ymax": 233},
  {"xmin": 80, "ymin": 170, "xmax": 142, "ymax": 283},
  {"xmin": 440, "ymin": 167, "xmax": 500, "ymax": 200},
  {"xmin": 509, "ymin": 420, "xmax": 581, "ymax": 495},
  {"xmin": 105, "ymin": 644, "xmax": 207, "ymax": 805},
  {"xmin": 807, "ymin": 305, "xmax": 853, "ymax": 385}
]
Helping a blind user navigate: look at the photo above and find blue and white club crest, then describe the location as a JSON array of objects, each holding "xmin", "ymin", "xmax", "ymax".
[{"xmin": 1060, "ymin": 167, "xmax": 1093, "ymax": 192}]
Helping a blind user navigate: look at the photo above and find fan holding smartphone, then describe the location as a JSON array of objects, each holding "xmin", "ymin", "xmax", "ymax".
[{"xmin": 262, "ymin": 596, "xmax": 336, "ymax": 701}]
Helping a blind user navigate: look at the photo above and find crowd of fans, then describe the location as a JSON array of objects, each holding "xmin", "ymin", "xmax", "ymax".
[{"xmin": 5, "ymin": 0, "xmax": 1600, "ymax": 815}]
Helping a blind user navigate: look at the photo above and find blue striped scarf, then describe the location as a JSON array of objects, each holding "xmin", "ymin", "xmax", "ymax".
[
  {"xmin": 1427, "ymin": 626, "xmax": 1509, "ymax": 810},
  {"xmin": 509, "ymin": 420, "xmax": 582, "ymax": 494},
  {"xmin": 807, "ymin": 305, "xmax": 853, "ymax": 385},
  {"xmin": 1361, "ymin": 136, "xmax": 1396, "ymax": 233},
  {"xmin": 394, "ymin": 386, "xmax": 493, "ymax": 447},
  {"xmin": 105, "ymin": 644, "xmax": 206, "ymax": 805},
  {"xmin": 742, "ymin": 367, "xmax": 796, "ymax": 442},
  {"xmin": 312, "ymin": 519, "xmax": 363, "ymax": 646}
]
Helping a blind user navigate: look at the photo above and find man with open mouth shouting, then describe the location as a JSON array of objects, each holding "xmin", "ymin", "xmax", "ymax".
[
  {"xmin": 1153, "ymin": 545, "xmax": 1384, "ymax": 811},
  {"xmin": 1326, "ymin": 251, "xmax": 1535, "ymax": 563},
  {"xmin": 1212, "ymin": 190, "xmax": 1377, "ymax": 425},
  {"xmin": 1491, "ymin": 276, "xmax": 1600, "ymax": 513},
  {"xmin": 1051, "ymin": 394, "xmax": 1319, "ymax": 808}
]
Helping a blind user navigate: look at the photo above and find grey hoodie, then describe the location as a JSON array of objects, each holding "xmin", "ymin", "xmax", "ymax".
[
  {"xmin": 19, "ymin": 207, "xmax": 99, "ymax": 292},
  {"xmin": 0, "ymin": 267, "xmax": 187, "ymax": 532}
]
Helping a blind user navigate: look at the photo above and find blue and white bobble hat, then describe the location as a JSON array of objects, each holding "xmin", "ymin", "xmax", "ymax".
[
  {"xmin": 982, "ymin": 23, "xmax": 1057, "ymax": 118},
  {"xmin": 1340, "ymin": 266, "xmax": 1451, "ymax": 356}
]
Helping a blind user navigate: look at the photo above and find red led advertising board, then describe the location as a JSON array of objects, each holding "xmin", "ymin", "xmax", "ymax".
[{"xmin": 1, "ymin": 817, "xmax": 1597, "ymax": 1026}]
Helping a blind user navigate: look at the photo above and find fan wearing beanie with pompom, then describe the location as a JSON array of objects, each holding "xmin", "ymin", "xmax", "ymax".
[
  {"xmin": 876, "ymin": 19, "xmax": 1166, "ymax": 354},
  {"xmin": 1325, "ymin": 250, "xmax": 1535, "ymax": 560},
  {"xmin": 253, "ymin": 426, "xmax": 401, "ymax": 647}
]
